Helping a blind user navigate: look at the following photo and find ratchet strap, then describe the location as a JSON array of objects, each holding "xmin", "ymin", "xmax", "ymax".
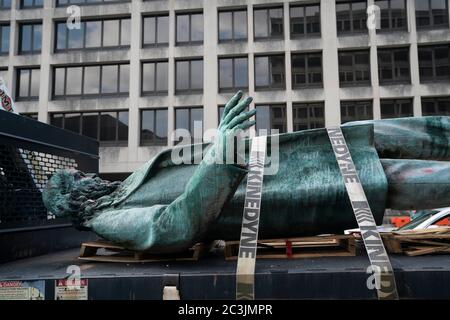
[
  {"xmin": 326, "ymin": 126, "xmax": 399, "ymax": 300},
  {"xmin": 236, "ymin": 135, "xmax": 267, "ymax": 300}
]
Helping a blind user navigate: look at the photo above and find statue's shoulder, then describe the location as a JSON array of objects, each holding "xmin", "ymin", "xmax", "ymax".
[{"xmin": 111, "ymin": 149, "xmax": 172, "ymax": 206}]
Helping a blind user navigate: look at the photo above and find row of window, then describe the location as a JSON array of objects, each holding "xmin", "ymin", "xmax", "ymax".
[
  {"xmin": 0, "ymin": 0, "xmax": 127, "ymax": 9},
  {"xmin": 0, "ymin": 0, "xmax": 448, "ymax": 55},
  {"xmin": 11, "ymin": 43, "xmax": 450, "ymax": 100},
  {"xmin": 35, "ymin": 96, "xmax": 449, "ymax": 147}
]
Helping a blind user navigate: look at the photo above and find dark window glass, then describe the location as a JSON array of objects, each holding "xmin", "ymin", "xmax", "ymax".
[
  {"xmin": 290, "ymin": 3, "xmax": 321, "ymax": 38},
  {"xmin": 293, "ymin": 102, "xmax": 325, "ymax": 131},
  {"xmin": 82, "ymin": 113, "xmax": 99, "ymax": 139},
  {"xmin": 64, "ymin": 113, "xmax": 81, "ymax": 134},
  {"xmin": 255, "ymin": 104, "xmax": 287, "ymax": 135},
  {"xmin": 140, "ymin": 109, "xmax": 168, "ymax": 145},
  {"xmin": 0, "ymin": 25, "xmax": 10, "ymax": 54},
  {"xmin": 416, "ymin": 0, "xmax": 449, "ymax": 29},
  {"xmin": 292, "ymin": 52, "xmax": 323, "ymax": 88},
  {"xmin": 219, "ymin": 9, "xmax": 247, "ymax": 42},
  {"xmin": 338, "ymin": 50, "xmax": 371, "ymax": 86},
  {"xmin": 175, "ymin": 107, "xmax": 203, "ymax": 144},
  {"xmin": 378, "ymin": 47, "xmax": 410, "ymax": 84},
  {"xmin": 422, "ymin": 97, "xmax": 450, "ymax": 115},
  {"xmin": 143, "ymin": 15, "xmax": 169, "ymax": 46},
  {"xmin": 255, "ymin": 55, "xmax": 285, "ymax": 90},
  {"xmin": 219, "ymin": 56, "xmax": 248, "ymax": 92},
  {"xmin": 0, "ymin": 0, "xmax": 11, "ymax": 9},
  {"xmin": 175, "ymin": 59, "xmax": 203, "ymax": 93},
  {"xmin": 336, "ymin": 1, "xmax": 367, "ymax": 34},
  {"xmin": 19, "ymin": 23, "xmax": 41, "ymax": 54},
  {"xmin": 341, "ymin": 100, "xmax": 373, "ymax": 123},
  {"xmin": 22, "ymin": 113, "xmax": 38, "ymax": 120},
  {"xmin": 254, "ymin": 7, "xmax": 284, "ymax": 40},
  {"xmin": 20, "ymin": 0, "xmax": 42, "ymax": 8},
  {"xmin": 376, "ymin": 0, "xmax": 407, "ymax": 32},
  {"xmin": 51, "ymin": 111, "xmax": 128, "ymax": 145},
  {"xmin": 16, "ymin": 68, "xmax": 40, "ymax": 101},
  {"xmin": 100, "ymin": 111, "xmax": 118, "ymax": 141},
  {"xmin": 142, "ymin": 61, "xmax": 168, "ymax": 95},
  {"xmin": 53, "ymin": 64, "xmax": 129, "ymax": 99},
  {"xmin": 176, "ymin": 12, "xmax": 203, "ymax": 45},
  {"xmin": 381, "ymin": 98, "xmax": 413, "ymax": 118},
  {"xmin": 55, "ymin": 18, "xmax": 130, "ymax": 52},
  {"xmin": 418, "ymin": 44, "xmax": 450, "ymax": 82}
]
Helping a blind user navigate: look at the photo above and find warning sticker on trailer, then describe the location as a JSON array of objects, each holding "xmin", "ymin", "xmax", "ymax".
[
  {"xmin": 0, "ymin": 280, "xmax": 45, "ymax": 300},
  {"xmin": 55, "ymin": 279, "xmax": 88, "ymax": 300}
]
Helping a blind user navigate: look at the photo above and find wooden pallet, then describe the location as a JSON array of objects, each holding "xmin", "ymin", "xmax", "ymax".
[
  {"xmin": 381, "ymin": 227, "xmax": 450, "ymax": 257},
  {"xmin": 79, "ymin": 241, "xmax": 207, "ymax": 263},
  {"xmin": 224, "ymin": 235, "xmax": 356, "ymax": 260}
]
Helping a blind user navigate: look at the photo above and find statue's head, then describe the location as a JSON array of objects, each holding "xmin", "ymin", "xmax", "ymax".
[{"xmin": 42, "ymin": 169, "xmax": 120, "ymax": 225}]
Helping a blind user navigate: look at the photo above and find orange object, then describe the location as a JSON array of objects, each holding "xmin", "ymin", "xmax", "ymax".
[{"xmin": 390, "ymin": 216, "xmax": 411, "ymax": 228}]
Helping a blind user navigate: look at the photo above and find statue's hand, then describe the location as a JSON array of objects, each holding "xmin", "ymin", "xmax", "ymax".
[{"xmin": 214, "ymin": 91, "xmax": 256, "ymax": 164}]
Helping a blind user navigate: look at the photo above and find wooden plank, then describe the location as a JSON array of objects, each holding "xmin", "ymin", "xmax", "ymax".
[
  {"xmin": 78, "ymin": 241, "xmax": 207, "ymax": 263},
  {"xmin": 224, "ymin": 235, "xmax": 356, "ymax": 260}
]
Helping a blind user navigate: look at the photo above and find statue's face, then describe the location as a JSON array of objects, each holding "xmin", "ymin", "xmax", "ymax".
[{"xmin": 42, "ymin": 169, "xmax": 94, "ymax": 218}]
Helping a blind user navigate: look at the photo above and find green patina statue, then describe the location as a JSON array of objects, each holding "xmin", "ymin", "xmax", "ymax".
[{"xmin": 42, "ymin": 92, "xmax": 450, "ymax": 253}]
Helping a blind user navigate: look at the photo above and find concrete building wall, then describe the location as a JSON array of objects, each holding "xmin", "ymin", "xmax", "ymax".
[{"xmin": 1, "ymin": 0, "xmax": 449, "ymax": 175}]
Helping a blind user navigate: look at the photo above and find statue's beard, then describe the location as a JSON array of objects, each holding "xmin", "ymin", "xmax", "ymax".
[{"xmin": 67, "ymin": 176, "xmax": 121, "ymax": 227}]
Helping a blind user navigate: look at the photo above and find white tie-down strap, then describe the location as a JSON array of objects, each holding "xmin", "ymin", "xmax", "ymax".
[
  {"xmin": 327, "ymin": 126, "xmax": 399, "ymax": 300},
  {"xmin": 236, "ymin": 135, "xmax": 267, "ymax": 300}
]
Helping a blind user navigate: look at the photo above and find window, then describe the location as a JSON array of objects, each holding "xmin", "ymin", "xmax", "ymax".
[
  {"xmin": 53, "ymin": 64, "xmax": 130, "ymax": 99},
  {"xmin": 174, "ymin": 107, "xmax": 203, "ymax": 144},
  {"xmin": 219, "ymin": 56, "xmax": 248, "ymax": 92},
  {"xmin": 56, "ymin": 0, "xmax": 130, "ymax": 6},
  {"xmin": 380, "ymin": 98, "xmax": 413, "ymax": 118},
  {"xmin": 0, "ymin": 24, "xmax": 9, "ymax": 55},
  {"xmin": 255, "ymin": 104, "xmax": 287, "ymax": 135},
  {"xmin": 50, "ymin": 111, "xmax": 129, "ymax": 145},
  {"xmin": 378, "ymin": 47, "xmax": 410, "ymax": 84},
  {"xmin": 341, "ymin": 100, "xmax": 373, "ymax": 123},
  {"xmin": 140, "ymin": 109, "xmax": 168, "ymax": 146},
  {"xmin": 55, "ymin": 18, "xmax": 130, "ymax": 51},
  {"xmin": 418, "ymin": 44, "xmax": 450, "ymax": 82},
  {"xmin": 16, "ymin": 68, "xmax": 40, "ymax": 101},
  {"xmin": 176, "ymin": 12, "xmax": 203, "ymax": 45},
  {"xmin": 175, "ymin": 59, "xmax": 203, "ymax": 94},
  {"xmin": 338, "ymin": 50, "xmax": 371, "ymax": 86},
  {"xmin": 376, "ymin": 0, "xmax": 407, "ymax": 31},
  {"xmin": 422, "ymin": 97, "xmax": 450, "ymax": 115},
  {"xmin": 416, "ymin": 0, "xmax": 449, "ymax": 29},
  {"xmin": 293, "ymin": 102, "xmax": 325, "ymax": 131},
  {"xmin": 254, "ymin": 6, "xmax": 284, "ymax": 40},
  {"xmin": 0, "ymin": 0, "xmax": 11, "ymax": 9},
  {"xmin": 0, "ymin": 68, "xmax": 7, "ymax": 84},
  {"xmin": 20, "ymin": 0, "xmax": 42, "ymax": 9},
  {"xmin": 19, "ymin": 23, "xmax": 42, "ymax": 54},
  {"xmin": 336, "ymin": 1, "xmax": 367, "ymax": 34},
  {"xmin": 254, "ymin": 55, "xmax": 285, "ymax": 90},
  {"xmin": 143, "ymin": 15, "xmax": 169, "ymax": 47},
  {"xmin": 142, "ymin": 61, "xmax": 168, "ymax": 95},
  {"xmin": 292, "ymin": 52, "xmax": 322, "ymax": 88},
  {"xmin": 218, "ymin": 9, "xmax": 247, "ymax": 42},
  {"xmin": 290, "ymin": 3, "xmax": 321, "ymax": 38}
]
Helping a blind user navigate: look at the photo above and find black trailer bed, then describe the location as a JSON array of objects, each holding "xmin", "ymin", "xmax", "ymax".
[{"xmin": 0, "ymin": 248, "xmax": 450, "ymax": 299}]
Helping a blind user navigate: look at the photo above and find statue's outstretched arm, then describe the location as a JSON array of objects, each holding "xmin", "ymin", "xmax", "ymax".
[{"xmin": 87, "ymin": 92, "xmax": 255, "ymax": 252}]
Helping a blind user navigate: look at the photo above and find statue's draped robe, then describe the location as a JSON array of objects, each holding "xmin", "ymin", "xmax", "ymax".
[{"xmin": 85, "ymin": 117, "xmax": 450, "ymax": 252}]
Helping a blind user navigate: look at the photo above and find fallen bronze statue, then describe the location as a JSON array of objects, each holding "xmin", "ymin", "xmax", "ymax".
[{"xmin": 42, "ymin": 92, "xmax": 450, "ymax": 253}]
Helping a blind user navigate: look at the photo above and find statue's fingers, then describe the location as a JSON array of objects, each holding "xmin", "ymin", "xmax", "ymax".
[
  {"xmin": 227, "ymin": 109, "xmax": 256, "ymax": 129},
  {"xmin": 221, "ymin": 91, "xmax": 243, "ymax": 123},
  {"xmin": 235, "ymin": 120, "xmax": 256, "ymax": 131},
  {"xmin": 223, "ymin": 96, "xmax": 253, "ymax": 125}
]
